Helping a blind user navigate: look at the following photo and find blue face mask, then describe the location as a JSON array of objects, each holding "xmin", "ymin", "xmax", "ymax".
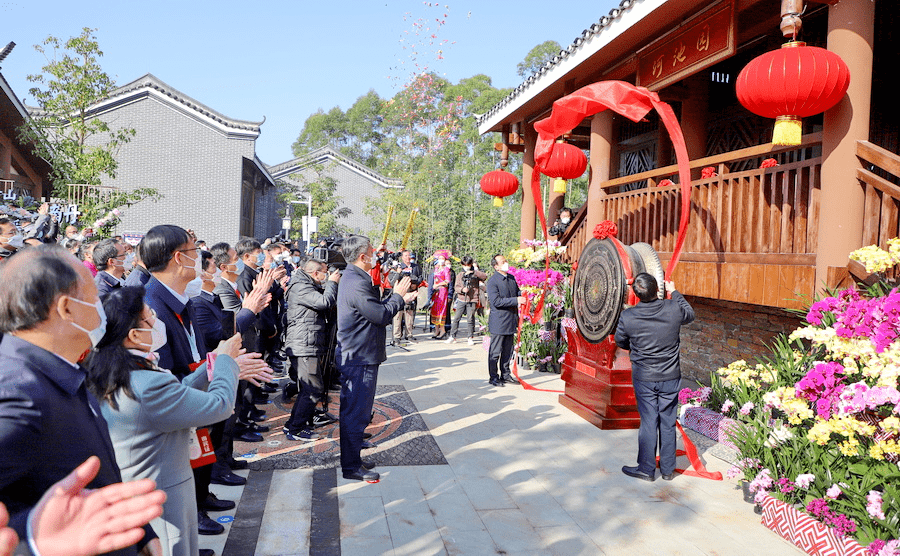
[
  {"xmin": 292, "ymin": 256, "xmax": 300, "ymax": 264},
  {"xmin": 256, "ymin": 252, "xmax": 266, "ymax": 267},
  {"xmin": 234, "ymin": 259, "xmax": 245, "ymax": 274}
]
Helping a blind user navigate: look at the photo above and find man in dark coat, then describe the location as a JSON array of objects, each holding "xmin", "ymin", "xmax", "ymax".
[
  {"xmin": 486, "ymin": 254, "xmax": 525, "ymax": 387},
  {"xmin": 282, "ymin": 258, "xmax": 340, "ymax": 440},
  {"xmin": 336, "ymin": 235, "xmax": 416, "ymax": 482},
  {"xmin": 388, "ymin": 249, "xmax": 422, "ymax": 344},
  {"xmin": 0, "ymin": 244, "xmax": 163, "ymax": 555},
  {"xmin": 92, "ymin": 238, "xmax": 126, "ymax": 297},
  {"xmin": 615, "ymin": 273, "xmax": 695, "ymax": 482}
]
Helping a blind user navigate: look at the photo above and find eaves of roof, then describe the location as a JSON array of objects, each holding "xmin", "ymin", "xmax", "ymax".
[
  {"xmin": 267, "ymin": 146, "xmax": 403, "ymax": 189},
  {"xmin": 28, "ymin": 73, "xmax": 264, "ymax": 140},
  {"xmin": 477, "ymin": 0, "xmax": 668, "ymax": 135}
]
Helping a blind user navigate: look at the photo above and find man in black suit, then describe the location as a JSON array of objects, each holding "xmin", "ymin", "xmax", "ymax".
[
  {"xmin": 615, "ymin": 274, "xmax": 695, "ymax": 482},
  {"xmin": 336, "ymin": 235, "xmax": 416, "ymax": 482},
  {"xmin": 93, "ymin": 238, "xmax": 126, "ymax": 297},
  {"xmin": 388, "ymin": 249, "xmax": 422, "ymax": 344},
  {"xmin": 486, "ymin": 254, "xmax": 526, "ymax": 387},
  {"xmin": 0, "ymin": 244, "xmax": 164, "ymax": 555}
]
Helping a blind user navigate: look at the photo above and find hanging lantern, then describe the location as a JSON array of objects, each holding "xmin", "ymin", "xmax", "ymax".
[
  {"xmin": 479, "ymin": 168, "xmax": 519, "ymax": 207},
  {"xmin": 736, "ymin": 42, "xmax": 850, "ymax": 146},
  {"xmin": 542, "ymin": 140, "xmax": 587, "ymax": 194}
]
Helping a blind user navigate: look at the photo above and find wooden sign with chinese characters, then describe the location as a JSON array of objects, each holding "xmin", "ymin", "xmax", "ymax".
[{"xmin": 637, "ymin": 0, "xmax": 735, "ymax": 91}]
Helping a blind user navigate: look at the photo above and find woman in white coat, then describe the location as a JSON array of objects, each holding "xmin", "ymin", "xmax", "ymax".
[{"xmin": 85, "ymin": 286, "xmax": 240, "ymax": 556}]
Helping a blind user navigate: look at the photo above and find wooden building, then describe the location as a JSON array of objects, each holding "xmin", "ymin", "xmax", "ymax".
[
  {"xmin": 478, "ymin": 0, "xmax": 897, "ymax": 385},
  {"xmin": 0, "ymin": 69, "xmax": 51, "ymax": 202}
]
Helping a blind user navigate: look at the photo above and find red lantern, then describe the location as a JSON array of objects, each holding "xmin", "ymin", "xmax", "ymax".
[
  {"xmin": 480, "ymin": 168, "xmax": 519, "ymax": 207},
  {"xmin": 542, "ymin": 141, "xmax": 587, "ymax": 193},
  {"xmin": 736, "ymin": 42, "xmax": 850, "ymax": 146}
]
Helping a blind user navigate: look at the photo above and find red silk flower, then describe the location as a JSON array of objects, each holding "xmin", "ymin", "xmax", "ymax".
[
  {"xmin": 760, "ymin": 158, "xmax": 779, "ymax": 168},
  {"xmin": 658, "ymin": 179, "xmax": 674, "ymax": 187},
  {"xmin": 593, "ymin": 220, "xmax": 618, "ymax": 240},
  {"xmin": 701, "ymin": 166, "xmax": 717, "ymax": 178}
]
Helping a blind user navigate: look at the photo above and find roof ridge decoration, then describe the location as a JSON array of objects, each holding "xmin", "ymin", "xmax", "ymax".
[
  {"xmin": 267, "ymin": 146, "xmax": 403, "ymax": 189},
  {"xmin": 476, "ymin": 0, "xmax": 640, "ymax": 130},
  {"xmin": 28, "ymin": 73, "xmax": 264, "ymax": 134}
]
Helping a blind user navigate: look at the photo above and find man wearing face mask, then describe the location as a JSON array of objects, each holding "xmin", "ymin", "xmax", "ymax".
[
  {"xmin": 124, "ymin": 242, "xmax": 151, "ymax": 287},
  {"xmin": 0, "ymin": 219, "xmax": 24, "ymax": 262},
  {"xmin": 93, "ymin": 239, "xmax": 128, "ymax": 297},
  {"xmin": 548, "ymin": 207, "xmax": 575, "ymax": 237},
  {"xmin": 336, "ymin": 235, "xmax": 417, "ymax": 482},
  {"xmin": 486, "ymin": 254, "xmax": 527, "ymax": 387},
  {"xmin": 140, "ymin": 225, "xmax": 237, "ymax": 537},
  {"xmin": 0, "ymin": 244, "xmax": 163, "ymax": 555}
]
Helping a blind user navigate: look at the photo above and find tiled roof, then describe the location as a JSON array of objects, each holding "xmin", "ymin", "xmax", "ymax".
[
  {"xmin": 28, "ymin": 73, "xmax": 263, "ymax": 136},
  {"xmin": 477, "ymin": 0, "xmax": 661, "ymax": 133},
  {"xmin": 267, "ymin": 146, "xmax": 403, "ymax": 189}
]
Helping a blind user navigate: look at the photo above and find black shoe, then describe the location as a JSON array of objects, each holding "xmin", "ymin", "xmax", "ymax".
[
  {"xmin": 248, "ymin": 409, "xmax": 267, "ymax": 422},
  {"xmin": 251, "ymin": 395, "xmax": 270, "ymax": 405},
  {"xmin": 235, "ymin": 430, "xmax": 264, "ymax": 442},
  {"xmin": 198, "ymin": 510, "xmax": 225, "ymax": 535},
  {"xmin": 281, "ymin": 382, "xmax": 298, "ymax": 402},
  {"xmin": 661, "ymin": 472, "xmax": 676, "ymax": 481},
  {"xmin": 389, "ymin": 340, "xmax": 396, "ymax": 347},
  {"xmin": 199, "ymin": 550, "xmax": 215, "ymax": 556},
  {"xmin": 283, "ymin": 427, "xmax": 320, "ymax": 441},
  {"xmin": 500, "ymin": 375, "xmax": 519, "ymax": 385},
  {"xmin": 200, "ymin": 493, "xmax": 236, "ymax": 512},
  {"xmin": 622, "ymin": 465, "xmax": 656, "ymax": 482},
  {"xmin": 312, "ymin": 413, "xmax": 336, "ymax": 428},
  {"xmin": 210, "ymin": 471, "xmax": 247, "ymax": 486},
  {"xmin": 362, "ymin": 459, "xmax": 376, "ymax": 470},
  {"xmin": 228, "ymin": 458, "xmax": 249, "ymax": 470},
  {"xmin": 362, "ymin": 432, "xmax": 372, "ymax": 439},
  {"xmin": 244, "ymin": 422, "xmax": 270, "ymax": 433},
  {"xmin": 361, "ymin": 440, "xmax": 377, "ymax": 449},
  {"xmin": 343, "ymin": 468, "xmax": 380, "ymax": 482},
  {"xmin": 489, "ymin": 378, "xmax": 504, "ymax": 387}
]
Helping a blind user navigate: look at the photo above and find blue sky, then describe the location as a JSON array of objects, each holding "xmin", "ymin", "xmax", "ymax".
[{"xmin": 1, "ymin": 0, "xmax": 620, "ymax": 164}]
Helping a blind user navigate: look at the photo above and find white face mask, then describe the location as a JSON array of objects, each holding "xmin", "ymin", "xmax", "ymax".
[
  {"xmin": 134, "ymin": 317, "xmax": 167, "ymax": 353},
  {"xmin": 68, "ymin": 296, "xmax": 108, "ymax": 348},
  {"xmin": 1, "ymin": 233, "xmax": 24, "ymax": 250},
  {"xmin": 123, "ymin": 252, "xmax": 135, "ymax": 272},
  {"xmin": 560, "ymin": 217, "xmax": 571, "ymax": 224},
  {"xmin": 499, "ymin": 263, "xmax": 510, "ymax": 273},
  {"xmin": 185, "ymin": 276, "xmax": 203, "ymax": 298}
]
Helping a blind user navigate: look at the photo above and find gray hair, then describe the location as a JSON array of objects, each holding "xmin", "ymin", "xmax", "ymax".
[
  {"xmin": 340, "ymin": 235, "xmax": 371, "ymax": 265},
  {"xmin": 0, "ymin": 244, "xmax": 82, "ymax": 332},
  {"xmin": 93, "ymin": 238, "xmax": 120, "ymax": 271}
]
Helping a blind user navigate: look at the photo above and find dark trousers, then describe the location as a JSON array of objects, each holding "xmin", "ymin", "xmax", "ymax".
[
  {"xmin": 487, "ymin": 333, "xmax": 514, "ymax": 381},
  {"xmin": 449, "ymin": 300, "xmax": 476, "ymax": 339},
  {"xmin": 338, "ymin": 363, "xmax": 379, "ymax": 474},
  {"xmin": 632, "ymin": 377, "xmax": 681, "ymax": 476},
  {"xmin": 285, "ymin": 355, "xmax": 325, "ymax": 431}
]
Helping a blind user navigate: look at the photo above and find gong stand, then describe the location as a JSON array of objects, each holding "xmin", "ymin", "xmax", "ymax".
[{"xmin": 530, "ymin": 81, "xmax": 694, "ymax": 429}]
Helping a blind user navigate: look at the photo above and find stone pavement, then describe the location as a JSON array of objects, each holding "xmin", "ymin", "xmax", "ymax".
[{"xmin": 200, "ymin": 325, "xmax": 803, "ymax": 556}]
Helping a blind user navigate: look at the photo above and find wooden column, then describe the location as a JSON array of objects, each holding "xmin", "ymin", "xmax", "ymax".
[
  {"xmin": 520, "ymin": 123, "xmax": 537, "ymax": 245},
  {"xmin": 585, "ymin": 111, "xmax": 614, "ymax": 233},
  {"xmin": 681, "ymin": 75, "xmax": 709, "ymax": 162},
  {"xmin": 815, "ymin": 0, "xmax": 874, "ymax": 290},
  {"xmin": 0, "ymin": 132, "xmax": 13, "ymax": 180}
]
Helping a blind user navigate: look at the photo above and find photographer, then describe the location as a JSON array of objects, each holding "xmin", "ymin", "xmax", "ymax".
[
  {"xmin": 548, "ymin": 207, "xmax": 575, "ymax": 237},
  {"xmin": 446, "ymin": 256, "xmax": 487, "ymax": 345},
  {"xmin": 388, "ymin": 249, "xmax": 421, "ymax": 345}
]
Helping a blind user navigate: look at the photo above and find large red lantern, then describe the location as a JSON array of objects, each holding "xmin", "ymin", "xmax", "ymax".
[
  {"xmin": 480, "ymin": 168, "xmax": 519, "ymax": 207},
  {"xmin": 542, "ymin": 140, "xmax": 587, "ymax": 193},
  {"xmin": 736, "ymin": 42, "xmax": 850, "ymax": 146}
]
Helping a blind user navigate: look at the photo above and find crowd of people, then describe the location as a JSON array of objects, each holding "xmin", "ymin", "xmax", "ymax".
[{"xmin": 0, "ymin": 214, "xmax": 527, "ymax": 556}]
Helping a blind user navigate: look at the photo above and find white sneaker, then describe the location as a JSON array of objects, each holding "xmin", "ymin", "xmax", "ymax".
[
  {"xmin": 445, "ymin": 337, "xmax": 455, "ymax": 344},
  {"xmin": 467, "ymin": 338, "xmax": 475, "ymax": 346}
]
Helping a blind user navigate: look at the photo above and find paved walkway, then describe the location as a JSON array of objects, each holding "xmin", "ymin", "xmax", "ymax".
[{"xmin": 200, "ymin": 326, "xmax": 803, "ymax": 556}]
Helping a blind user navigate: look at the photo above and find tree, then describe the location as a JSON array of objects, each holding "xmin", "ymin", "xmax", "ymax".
[
  {"xmin": 279, "ymin": 162, "xmax": 353, "ymax": 241},
  {"xmin": 18, "ymin": 28, "xmax": 157, "ymax": 235},
  {"xmin": 516, "ymin": 40, "xmax": 562, "ymax": 79}
]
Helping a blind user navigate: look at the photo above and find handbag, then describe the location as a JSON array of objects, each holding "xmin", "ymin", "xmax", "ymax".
[{"xmin": 188, "ymin": 427, "xmax": 216, "ymax": 469}]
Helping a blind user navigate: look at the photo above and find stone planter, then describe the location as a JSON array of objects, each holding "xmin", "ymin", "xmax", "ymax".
[
  {"xmin": 759, "ymin": 494, "xmax": 867, "ymax": 556},
  {"xmin": 519, "ymin": 356, "xmax": 531, "ymax": 371},
  {"xmin": 741, "ymin": 480, "xmax": 754, "ymax": 503}
]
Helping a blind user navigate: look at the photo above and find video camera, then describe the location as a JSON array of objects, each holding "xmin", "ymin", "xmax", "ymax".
[{"xmin": 312, "ymin": 236, "xmax": 347, "ymax": 271}]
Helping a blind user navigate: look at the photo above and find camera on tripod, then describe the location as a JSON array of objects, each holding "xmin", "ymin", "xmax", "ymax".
[{"xmin": 312, "ymin": 237, "xmax": 347, "ymax": 271}]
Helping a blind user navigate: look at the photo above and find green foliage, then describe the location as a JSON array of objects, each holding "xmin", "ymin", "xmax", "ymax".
[
  {"xmin": 516, "ymin": 40, "xmax": 562, "ymax": 79},
  {"xmin": 18, "ymin": 28, "xmax": 137, "ymax": 195},
  {"xmin": 278, "ymin": 163, "xmax": 352, "ymax": 240}
]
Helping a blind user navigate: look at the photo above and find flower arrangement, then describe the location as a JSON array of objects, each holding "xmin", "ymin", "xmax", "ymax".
[
  {"xmin": 508, "ymin": 239, "xmax": 567, "ymax": 270},
  {"xmin": 850, "ymin": 239, "xmax": 900, "ymax": 275},
  {"xmin": 695, "ymin": 275, "xmax": 900, "ymax": 549}
]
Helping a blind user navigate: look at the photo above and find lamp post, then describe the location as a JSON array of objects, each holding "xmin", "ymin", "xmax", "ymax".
[{"xmin": 289, "ymin": 194, "xmax": 313, "ymax": 246}]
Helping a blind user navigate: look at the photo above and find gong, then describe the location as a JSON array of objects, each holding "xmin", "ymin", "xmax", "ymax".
[
  {"xmin": 573, "ymin": 238, "xmax": 625, "ymax": 343},
  {"xmin": 573, "ymin": 239, "xmax": 667, "ymax": 343}
]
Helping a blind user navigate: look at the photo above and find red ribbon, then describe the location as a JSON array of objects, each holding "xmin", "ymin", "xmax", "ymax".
[{"xmin": 666, "ymin": 422, "xmax": 723, "ymax": 480}]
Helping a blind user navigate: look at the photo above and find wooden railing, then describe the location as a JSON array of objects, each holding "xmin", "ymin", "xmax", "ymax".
[
  {"xmin": 558, "ymin": 134, "xmax": 824, "ymax": 308},
  {"xmin": 857, "ymin": 140, "xmax": 900, "ymax": 249}
]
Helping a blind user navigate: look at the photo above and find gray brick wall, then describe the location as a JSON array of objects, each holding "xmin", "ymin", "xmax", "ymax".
[{"xmin": 87, "ymin": 95, "xmax": 258, "ymax": 245}]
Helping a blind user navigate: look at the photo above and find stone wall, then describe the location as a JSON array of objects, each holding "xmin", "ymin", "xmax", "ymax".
[{"xmin": 679, "ymin": 295, "xmax": 804, "ymax": 385}]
